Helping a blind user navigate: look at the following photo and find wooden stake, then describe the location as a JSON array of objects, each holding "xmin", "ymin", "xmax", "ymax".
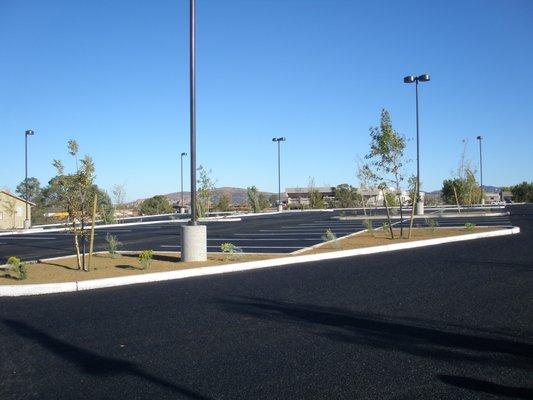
[
  {"xmin": 88, "ymin": 194, "xmax": 98, "ymax": 272},
  {"xmin": 453, "ymin": 184, "xmax": 461, "ymax": 213}
]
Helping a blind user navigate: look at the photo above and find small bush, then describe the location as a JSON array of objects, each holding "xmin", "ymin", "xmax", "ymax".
[
  {"xmin": 7, "ymin": 256, "xmax": 27, "ymax": 280},
  {"xmin": 363, "ymin": 219, "xmax": 375, "ymax": 237},
  {"xmin": 425, "ymin": 218, "xmax": 439, "ymax": 233},
  {"xmin": 322, "ymin": 229, "xmax": 340, "ymax": 248},
  {"xmin": 339, "ymin": 211, "xmax": 346, "ymax": 218},
  {"xmin": 138, "ymin": 250, "xmax": 153, "ymax": 269},
  {"xmin": 464, "ymin": 222, "xmax": 476, "ymax": 231},
  {"xmin": 105, "ymin": 233, "xmax": 122, "ymax": 258},
  {"xmin": 220, "ymin": 243, "xmax": 242, "ymax": 254}
]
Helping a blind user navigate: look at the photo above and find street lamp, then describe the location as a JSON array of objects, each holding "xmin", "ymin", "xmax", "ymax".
[
  {"xmin": 477, "ymin": 135, "xmax": 484, "ymax": 204},
  {"xmin": 272, "ymin": 137, "xmax": 286, "ymax": 212},
  {"xmin": 24, "ymin": 130, "xmax": 35, "ymax": 229},
  {"xmin": 404, "ymin": 73, "xmax": 430, "ymax": 215},
  {"xmin": 180, "ymin": 152, "xmax": 187, "ymax": 213},
  {"xmin": 180, "ymin": 0, "xmax": 207, "ymax": 261}
]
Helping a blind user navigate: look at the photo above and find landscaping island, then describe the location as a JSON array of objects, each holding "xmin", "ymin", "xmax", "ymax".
[{"xmin": 0, "ymin": 227, "xmax": 504, "ymax": 286}]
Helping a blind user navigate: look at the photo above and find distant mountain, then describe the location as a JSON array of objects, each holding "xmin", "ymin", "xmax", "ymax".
[{"xmin": 128, "ymin": 187, "xmax": 277, "ymax": 207}]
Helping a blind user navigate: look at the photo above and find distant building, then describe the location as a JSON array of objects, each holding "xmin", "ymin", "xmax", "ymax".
[
  {"xmin": 0, "ymin": 190, "xmax": 35, "ymax": 230},
  {"xmin": 500, "ymin": 191, "xmax": 513, "ymax": 203},
  {"xmin": 285, "ymin": 186, "xmax": 423, "ymax": 207},
  {"xmin": 285, "ymin": 187, "xmax": 335, "ymax": 206},
  {"xmin": 484, "ymin": 192, "xmax": 501, "ymax": 203}
]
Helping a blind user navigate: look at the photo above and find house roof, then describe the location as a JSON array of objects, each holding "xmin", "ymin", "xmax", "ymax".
[{"xmin": 0, "ymin": 190, "xmax": 36, "ymax": 206}]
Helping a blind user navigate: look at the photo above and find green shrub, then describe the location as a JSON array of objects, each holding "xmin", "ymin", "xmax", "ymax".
[
  {"xmin": 425, "ymin": 218, "xmax": 439, "ymax": 233},
  {"xmin": 138, "ymin": 250, "xmax": 153, "ymax": 269},
  {"xmin": 464, "ymin": 222, "xmax": 476, "ymax": 231},
  {"xmin": 220, "ymin": 243, "xmax": 242, "ymax": 254},
  {"xmin": 105, "ymin": 233, "xmax": 122, "ymax": 258},
  {"xmin": 321, "ymin": 229, "xmax": 340, "ymax": 248},
  {"xmin": 363, "ymin": 219, "xmax": 375, "ymax": 237},
  {"xmin": 7, "ymin": 256, "xmax": 27, "ymax": 280}
]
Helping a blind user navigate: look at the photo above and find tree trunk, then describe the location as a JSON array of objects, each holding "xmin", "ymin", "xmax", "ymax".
[
  {"xmin": 453, "ymin": 185, "xmax": 461, "ymax": 213},
  {"xmin": 88, "ymin": 194, "xmax": 98, "ymax": 272},
  {"xmin": 382, "ymin": 189, "xmax": 394, "ymax": 239},
  {"xmin": 72, "ymin": 221, "xmax": 82, "ymax": 270}
]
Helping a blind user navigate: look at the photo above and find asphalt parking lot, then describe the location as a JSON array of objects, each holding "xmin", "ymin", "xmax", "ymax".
[
  {"xmin": 0, "ymin": 205, "xmax": 530, "ymax": 399},
  {"xmin": 0, "ymin": 210, "xmax": 513, "ymax": 262}
]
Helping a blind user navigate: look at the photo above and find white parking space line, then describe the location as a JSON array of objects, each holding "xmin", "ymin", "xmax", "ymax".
[
  {"xmin": 207, "ymin": 238, "xmax": 321, "ymax": 241},
  {"xmin": 258, "ymin": 230, "xmax": 360, "ymax": 234},
  {"xmin": 236, "ymin": 232, "xmax": 357, "ymax": 236},
  {"xmin": 160, "ymin": 245, "xmax": 303, "ymax": 249}
]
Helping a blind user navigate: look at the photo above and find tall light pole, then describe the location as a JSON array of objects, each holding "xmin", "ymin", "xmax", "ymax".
[
  {"xmin": 272, "ymin": 137, "xmax": 286, "ymax": 212},
  {"xmin": 180, "ymin": 152, "xmax": 187, "ymax": 213},
  {"xmin": 24, "ymin": 130, "xmax": 35, "ymax": 229},
  {"xmin": 181, "ymin": 0, "xmax": 207, "ymax": 261},
  {"xmin": 477, "ymin": 135, "xmax": 484, "ymax": 204},
  {"xmin": 404, "ymin": 74, "xmax": 430, "ymax": 215}
]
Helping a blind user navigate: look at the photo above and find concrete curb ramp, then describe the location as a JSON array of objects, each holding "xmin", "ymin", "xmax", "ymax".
[{"xmin": 0, "ymin": 227, "xmax": 520, "ymax": 297}]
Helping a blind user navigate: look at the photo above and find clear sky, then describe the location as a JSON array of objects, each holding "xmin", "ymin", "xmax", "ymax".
[{"xmin": 1, "ymin": 0, "xmax": 532, "ymax": 201}]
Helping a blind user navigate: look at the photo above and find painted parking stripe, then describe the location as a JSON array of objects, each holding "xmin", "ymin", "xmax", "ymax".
[
  {"xmin": 235, "ymin": 232, "xmax": 358, "ymax": 236},
  {"xmin": 207, "ymin": 238, "xmax": 321, "ymax": 241},
  {"xmin": 160, "ymin": 245, "xmax": 303, "ymax": 249}
]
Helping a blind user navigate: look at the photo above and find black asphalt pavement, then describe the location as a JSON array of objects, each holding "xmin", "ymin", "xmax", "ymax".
[
  {"xmin": 0, "ymin": 205, "xmax": 531, "ymax": 399},
  {"xmin": 0, "ymin": 210, "xmax": 512, "ymax": 263}
]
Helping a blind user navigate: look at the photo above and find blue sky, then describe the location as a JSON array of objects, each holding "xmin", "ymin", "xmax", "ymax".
[{"xmin": 1, "ymin": 0, "xmax": 532, "ymax": 201}]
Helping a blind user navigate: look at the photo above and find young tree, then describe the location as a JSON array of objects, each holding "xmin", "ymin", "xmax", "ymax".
[
  {"xmin": 365, "ymin": 109, "xmax": 408, "ymax": 238},
  {"xmin": 308, "ymin": 178, "xmax": 325, "ymax": 209},
  {"xmin": 51, "ymin": 143, "xmax": 96, "ymax": 270},
  {"xmin": 15, "ymin": 177, "xmax": 41, "ymax": 203},
  {"xmin": 334, "ymin": 184, "xmax": 359, "ymax": 208},
  {"xmin": 441, "ymin": 164, "xmax": 481, "ymax": 205},
  {"xmin": 139, "ymin": 195, "xmax": 173, "ymax": 215},
  {"xmin": 197, "ymin": 165, "xmax": 216, "ymax": 218},
  {"xmin": 247, "ymin": 186, "xmax": 260, "ymax": 213},
  {"xmin": 112, "ymin": 184, "xmax": 126, "ymax": 220},
  {"xmin": 510, "ymin": 181, "xmax": 533, "ymax": 202},
  {"xmin": 216, "ymin": 192, "xmax": 231, "ymax": 212},
  {"xmin": 258, "ymin": 193, "xmax": 270, "ymax": 210}
]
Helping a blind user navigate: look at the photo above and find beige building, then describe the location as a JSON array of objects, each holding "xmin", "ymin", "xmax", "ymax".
[{"xmin": 0, "ymin": 190, "xmax": 35, "ymax": 230}]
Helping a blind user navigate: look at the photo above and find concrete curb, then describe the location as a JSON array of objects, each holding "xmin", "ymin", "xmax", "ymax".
[{"xmin": 0, "ymin": 227, "xmax": 519, "ymax": 297}]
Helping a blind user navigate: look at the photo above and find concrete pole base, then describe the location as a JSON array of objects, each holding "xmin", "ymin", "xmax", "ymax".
[
  {"xmin": 23, "ymin": 219, "xmax": 31, "ymax": 229},
  {"xmin": 415, "ymin": 201, "xmax": 425, "ymax": 216},
  {"xmin": 180, "ymin": 224, "xmax": 207, "ymax": 262},
  {"xmin": 277, "ymin": 204, "xmax": 283, "ymax": 212}
]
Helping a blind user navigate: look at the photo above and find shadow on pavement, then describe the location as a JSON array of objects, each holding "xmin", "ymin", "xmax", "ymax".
[
  {"xmin": 216, "ymin": 296, "xmax": 533, "ymax": 370},
  {"xmin": 2, "ymin": 319, "xmax": 213, "ymax": 400},
  {"xmin": 438, "ymin": 374, "xmax": 533, "ymax": 399}
]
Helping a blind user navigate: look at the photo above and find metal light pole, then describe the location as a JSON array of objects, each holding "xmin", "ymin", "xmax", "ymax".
[
  {"xmin": 403, "ymin": 74, "xmax": 430, "ymax": 215},
  {"xmin": 272, "ymin": 137, "xmax": 286, "ymax": 211},
  {"xmin": 477, "ymin": 135, "xmax": 484, "ymax": 204},
  {"xmin": 24, "ymin": 130, "xmax": 34, "ymax": 229},
  {"xmin": 180, "ymin": 0, "xmax": 207, "ymax": 261},
  {"xmin": 180, "ymin": 152, "xmax": 187, "ymax": 213}
]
